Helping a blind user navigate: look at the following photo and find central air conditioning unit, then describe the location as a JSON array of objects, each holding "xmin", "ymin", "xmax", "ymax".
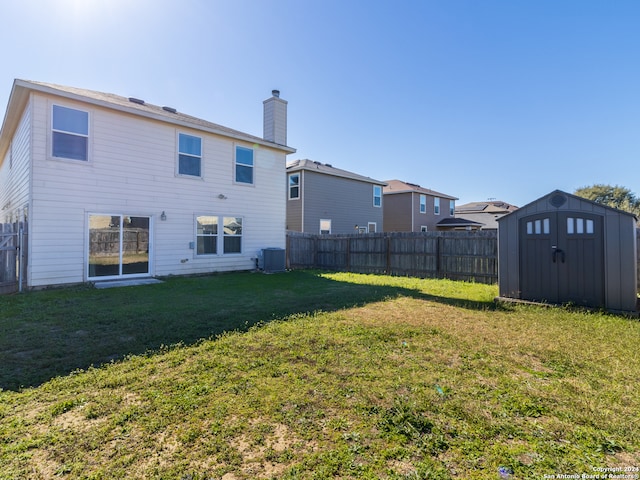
[{"xmin": 258, "ymin": 248, "xmax": 286, "ymax": 273}]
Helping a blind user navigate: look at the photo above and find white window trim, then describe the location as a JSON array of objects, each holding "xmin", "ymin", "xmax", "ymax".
[
  {"xmin": 367, "ymin": 222, "xmax": 377, "ymax": 233},
  {"xmin": 195, "ymin": 215, "xmax": 219, "ymax": 256},
  {"xmin": 288, "ymin": 173, "xmax": 300, "ymax": 200},
  {"xmin": 222, "ymin": 216, "xmax": 244, "ymax": 255},
  {"xmin": 450, "ymin": 200, "xmax": 455, "ymax": 216},
  {"xmin": 373, "ymin": 185, "xmax": 382, "ymax": 207},
  {"xmin": 421, "ymin": 225, "xmax": 428, "ymax": 232},
  {"xmin": 49, "ymin": 102, "xmax": 91, "ymax": 163},
  {"xmin": 234, "ymin": 145, "xmax": 255, "ymax": 186},
  {"xmin": 86, "ymin": 212, "xmax": 153, "ymax": 281},
  {"xmin": 194, "ymin": 214, "xmax": 244, "ymax": 257},
  {"xmin": 434, "ymin": 197, "xmax": 440, "ymax": 215},
  {"xmin": 320, "ymin": 219, "xmax": 332, "ymax": 234},
  {"xmin": 177, "ymin": 132, "xmax": 203, "ymax": 178},
  {"xmin": 419, "ymin": 194, "xmax": 427, "ymax": 214}
]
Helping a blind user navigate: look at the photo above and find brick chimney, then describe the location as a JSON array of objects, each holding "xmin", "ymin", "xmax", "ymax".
[{"xmin": 263, "ymin": 89, "xmax": 287, "ymax": 145}]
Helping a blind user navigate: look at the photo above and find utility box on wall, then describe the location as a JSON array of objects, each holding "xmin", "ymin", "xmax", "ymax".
[
  {"xmin": 497, "ymin": 190, "xmax": 637, "ymax": 313},
  {"xmin": 258, "ymin": 248, "xmax": 286, "ymax": 273}
]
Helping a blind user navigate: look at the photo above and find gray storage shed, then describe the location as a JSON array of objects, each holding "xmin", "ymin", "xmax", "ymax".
[{"xmin": 497, "ymin": 190, "xmax": 637, "ymax": 313}]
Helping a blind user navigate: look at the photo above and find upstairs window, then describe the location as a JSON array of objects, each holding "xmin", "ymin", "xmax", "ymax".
[
  {"xmin": 419, "ymin": 194, "xmax": 426, "ymax": 213},
  {"xmin": 52, "ymin": 105, "xmax": 89, "ymax": 161},
  {"xmin": 373, "ymin": 185, "xmax": 382, "ymax": 207},
  {"xmin": 289, "ymin": 173, "xmax": 300, "ymax": 199},
  {"xmin": 178, "ymin": 133, "xmax": 202, "ymax": 177},
  {"xmin": 235, "ymin": 146, "xmax": 254, "ymax": 184},
  {"xmin": 450, "ymin": 200, "xmax": 455, "ymax": 216},
  {"xmin": 434, "ymin": 197, "xmax": 440, "ymax": 215}
]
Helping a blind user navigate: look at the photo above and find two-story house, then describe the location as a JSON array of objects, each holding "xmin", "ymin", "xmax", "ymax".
[
  {"xmin": 286, "ymin": 160, "xmax": 386, "ymax": 234},
  {"xmin": 0, "ymin": 80, "xmax": 295, "ymax": 288},
  {"xmin": 383, "ymin": 179, "xmax": 459, "ymax": 232}
]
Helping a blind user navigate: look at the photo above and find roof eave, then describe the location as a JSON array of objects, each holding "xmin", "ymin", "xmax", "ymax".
[
  {"xmin": 286, "ymin": 162, "xmax": 387, "ymax": 185},
  {"xmin": 0, "ymin": 81, "xmax": 31, "ymax": 163},
  {"xmin": 383, "ymin": 189, "xmax": 458, "ymax": 200},
  {"xmin": 0, "ymin": 80, "xmax": 296, "ymax": 163}
]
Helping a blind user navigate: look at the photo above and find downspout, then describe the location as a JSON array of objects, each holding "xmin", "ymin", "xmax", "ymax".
[{"xmin": 300, "ymin": 170, "xmax": 305, "ymax": 233}]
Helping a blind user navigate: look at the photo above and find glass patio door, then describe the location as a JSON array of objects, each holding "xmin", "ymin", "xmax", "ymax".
[{"xmin": 88, "ymin": 214, "xmax": 150, "ymax": 279}]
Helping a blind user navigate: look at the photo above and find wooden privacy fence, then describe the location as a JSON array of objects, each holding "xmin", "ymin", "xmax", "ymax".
[
  {"xmin": 286, "ymin": 231, "xmax": 498, "ymax": 284},
  {"xmin": 0, "ymin": 222, "xmax": 27, "ymax": 294}
]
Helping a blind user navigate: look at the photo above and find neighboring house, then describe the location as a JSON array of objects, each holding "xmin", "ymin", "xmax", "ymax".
[
  {"xmin": 455, "ymin": 200, "xmax": 518, "ymax": 230},
  {"xmin": 286, "ymin": 160, "xmax": 386, "ymax": 234},
  {"xmin": 383, "ymin": 180, "xmax": 457, "ymax": 232},
  {"xmin": 0, "ymin": 79, "xmax": 295, "ymax": 288}
]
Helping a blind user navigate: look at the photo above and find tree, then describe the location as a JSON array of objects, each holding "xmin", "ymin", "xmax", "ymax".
[{"xmin": 573, "ymin": 184, "xmax": 640, "ymax": 217}]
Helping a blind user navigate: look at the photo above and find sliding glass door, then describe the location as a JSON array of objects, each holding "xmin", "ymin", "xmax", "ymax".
[{"xmin": 88, "ymin": 214, "xmax": 150, "ymax": 279}]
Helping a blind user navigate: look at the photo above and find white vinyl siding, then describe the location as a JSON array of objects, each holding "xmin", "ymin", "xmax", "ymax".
[
  {"xmin": 0, "ymin": 102, "xmax": 31, "ymax": 225},
  {"xmin": 25, "ymin": 92, "xmax": 286, "ymax": 287}
]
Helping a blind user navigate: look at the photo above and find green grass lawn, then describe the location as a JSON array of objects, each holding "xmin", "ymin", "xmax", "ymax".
[{"xmin": 0, "ymin": 271, "xmax": 638, "ymax": 479}]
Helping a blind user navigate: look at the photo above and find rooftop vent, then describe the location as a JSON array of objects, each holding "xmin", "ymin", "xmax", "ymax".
[
  {"xmin": 325, "ymin": 164, "xmax": 332, "ymax": 167},
  {"xmin": 128, "ymin": 97, "xmax": 145, "ymax": 105},
  {"xmin": 162, "ymin": 106, "xmax": 177, "ymax": 113}
]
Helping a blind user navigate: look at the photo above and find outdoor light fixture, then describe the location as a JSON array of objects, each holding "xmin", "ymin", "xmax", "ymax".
[{"xmin": 160, "ymin": 211, "xmax": 167, "ymax": 221}]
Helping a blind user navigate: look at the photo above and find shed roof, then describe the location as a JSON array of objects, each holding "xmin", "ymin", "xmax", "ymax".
[
  {"xmin": 497, "ymin": 189, "xmax": 638, "ymax": 222},
  {"xmin": 286, "ymin": 159, "xmax": 387, "ymax": 186},
  {"xmin": 383, "ymin": 179, "xmax": 457, "ymax": 200},
  {"xmin": 0, "ymin": 79, "xmax": 296, "ymax": 163}
]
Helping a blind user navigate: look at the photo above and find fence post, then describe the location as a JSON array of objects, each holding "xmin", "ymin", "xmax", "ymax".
[
  {"xmin": 18, "ymin": 224, "xmax": 23, "ymax": 293},
  {"xmin": 436, "ymin": 235, "xmax": 443, "ymax": 278},
  {"xmin": 386, "ymin": 235, "xmax": 391, "ymax": 274}
]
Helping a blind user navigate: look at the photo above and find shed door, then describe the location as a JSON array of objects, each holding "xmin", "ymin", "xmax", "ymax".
[{"xmin": 519, "ymin": 212, "xmax": 604, "ymax": 307}]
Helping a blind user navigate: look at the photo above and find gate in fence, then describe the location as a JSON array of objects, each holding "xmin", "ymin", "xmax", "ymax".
[{"xmin": 0, "ymin": 222, "xmax": 27, "ymax": 294}]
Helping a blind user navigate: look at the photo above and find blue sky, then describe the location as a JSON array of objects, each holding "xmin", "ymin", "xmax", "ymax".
[{"xmin": 1, "ymin": 0, "xmax": 638, "ymax": 206}]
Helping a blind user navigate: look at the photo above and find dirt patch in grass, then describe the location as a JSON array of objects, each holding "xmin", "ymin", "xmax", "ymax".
[{"xmin": 1, "ymin": 272, "xmax": 638, "ymax": 479}]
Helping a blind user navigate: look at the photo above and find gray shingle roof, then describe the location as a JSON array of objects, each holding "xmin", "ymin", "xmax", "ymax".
[
  {"xmin": 286, "ymin": 159, "xmax": 387, "ymax": 185},
  {"xmin": 0, "ymin": 79, "xmax": 295, "ymax": 162},
  {"xmin": 383, "ymin": 179, "xmax": 457, "ymax": 200}
]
